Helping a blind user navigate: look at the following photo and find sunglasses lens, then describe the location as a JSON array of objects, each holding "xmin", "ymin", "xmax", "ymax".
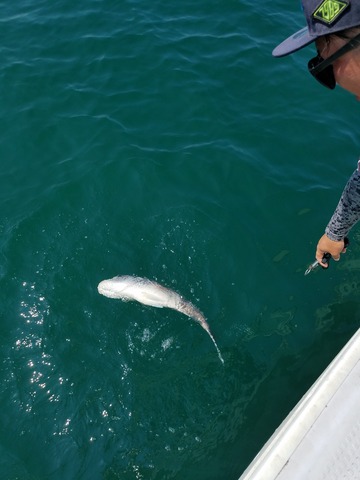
[{"xmin": 308, "ymin": 56, "xmax": 336, "ymax": 90}]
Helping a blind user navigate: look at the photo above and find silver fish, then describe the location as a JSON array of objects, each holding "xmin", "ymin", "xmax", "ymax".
[{"xmin": 98, "ymin": 275, "xmax": 224, "ymax": 363}]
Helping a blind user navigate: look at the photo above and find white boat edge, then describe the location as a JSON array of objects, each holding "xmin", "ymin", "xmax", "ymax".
[{"xmin": 239, "ymin": 327, "xmax": 360, "ymax": 480}]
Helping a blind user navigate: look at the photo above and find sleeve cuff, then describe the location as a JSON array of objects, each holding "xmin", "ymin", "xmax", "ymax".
[{"xmin": 324, "ymin": 227, "xmax": 345, "ymax": 242}]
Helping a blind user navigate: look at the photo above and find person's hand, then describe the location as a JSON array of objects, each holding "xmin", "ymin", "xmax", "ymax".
[{"xmin": 315, "ymin": 234, "xmax": 347, "ymax": 268}]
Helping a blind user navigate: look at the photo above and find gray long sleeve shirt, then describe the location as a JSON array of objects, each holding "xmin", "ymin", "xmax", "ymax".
[{"xmin": 325, "ymin": 161, "xmax": 360, "ymax": 241}]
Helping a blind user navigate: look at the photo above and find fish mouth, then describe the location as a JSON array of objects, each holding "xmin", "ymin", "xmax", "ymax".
[
  {"xmin": 97, "ymin": 281, "xmax": 128, "ymax": 299},
  {"xmin": 97, "ymin": 282, "xmax": 111, "ymax": 296}
]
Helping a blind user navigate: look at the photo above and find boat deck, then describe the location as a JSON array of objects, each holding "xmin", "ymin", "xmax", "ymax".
[{"xmin": 239, "ymin": 328, "xmax": 360, "ymax": 480}]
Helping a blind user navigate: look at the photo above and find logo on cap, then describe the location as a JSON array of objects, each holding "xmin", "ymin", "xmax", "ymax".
[{"xmin": 313, "ymin": 0, "xmax": 350, "ymax": 25}]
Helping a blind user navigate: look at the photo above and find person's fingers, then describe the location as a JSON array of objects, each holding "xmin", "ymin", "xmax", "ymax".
[{"xmin": 315, "ymin": 247, "xmax": 328, "ymax": 266}]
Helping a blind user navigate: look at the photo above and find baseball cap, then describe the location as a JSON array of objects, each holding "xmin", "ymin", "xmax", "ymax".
[{"xmin": 273, "ymin": 0, "xmax": 360, "ymax": 57}]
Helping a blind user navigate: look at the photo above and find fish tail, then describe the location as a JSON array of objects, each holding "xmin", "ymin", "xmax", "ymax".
[{"xmin": 177, "ymin": 300, "xmax": 210, "ymax": 331}]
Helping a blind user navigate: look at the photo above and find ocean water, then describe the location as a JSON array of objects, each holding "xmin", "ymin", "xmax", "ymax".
[{"xmin": 1, "ymin": 0, "xmax": 360, "ymax": 478}]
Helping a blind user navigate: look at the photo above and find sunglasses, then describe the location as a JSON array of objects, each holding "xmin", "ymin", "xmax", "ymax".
[{"xmin": 308, "ymin": 32, "xmax": 360, "ymax": 89}]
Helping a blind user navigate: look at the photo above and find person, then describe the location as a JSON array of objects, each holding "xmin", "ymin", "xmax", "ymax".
[{"xmin": 272, "ymin": 0, "xmax": 360, "ymax": 267}]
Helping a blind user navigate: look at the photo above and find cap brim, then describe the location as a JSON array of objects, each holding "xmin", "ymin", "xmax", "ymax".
[{"xmin": 272, "ymin": 27, "xmax": 317, "ymax": 57}]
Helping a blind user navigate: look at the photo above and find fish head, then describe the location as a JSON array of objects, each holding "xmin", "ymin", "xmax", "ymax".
[{"xmin": 97, "ymin": 275, "xmax": 137, "ymax": 299}]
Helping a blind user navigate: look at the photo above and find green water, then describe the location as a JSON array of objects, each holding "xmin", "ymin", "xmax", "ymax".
[{"xmin": 1, "ymin": 0, "xmax": 360, "ymax": 478}]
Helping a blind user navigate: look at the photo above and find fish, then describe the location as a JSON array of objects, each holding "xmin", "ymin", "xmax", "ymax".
[{"xmin": 97, "ymin": 275, "xmax": 224, "ymax": 363}]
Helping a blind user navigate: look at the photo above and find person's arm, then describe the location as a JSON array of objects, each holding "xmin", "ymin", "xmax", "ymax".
[{"xmin": 316, "ymin": 165, "xmax": 360, "ymax": 266}]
